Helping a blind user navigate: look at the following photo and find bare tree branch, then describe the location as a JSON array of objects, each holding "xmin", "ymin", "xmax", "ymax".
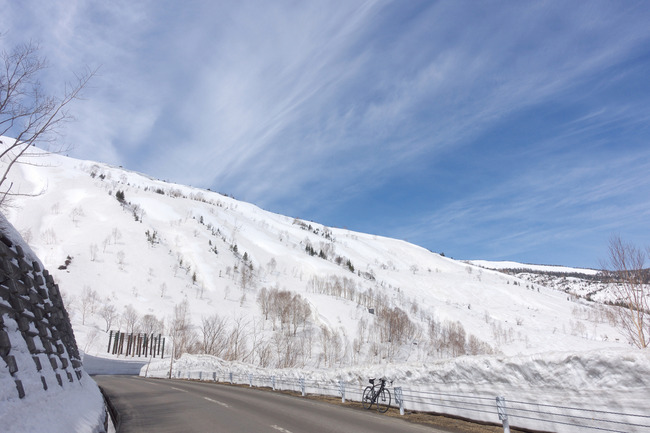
[
  {"xmin": 0, "ymin": 40, "xmax": 96, "ymax": 208},
  {"xmin": 601, "ymin": 235, "xmax": 649, "ymax": 348}
]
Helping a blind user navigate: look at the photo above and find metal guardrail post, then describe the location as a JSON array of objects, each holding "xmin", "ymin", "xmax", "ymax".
[
  {"xmin": 496, "ymin": 396, "xmax": 510, "ymax": 433},
  {"xmin": 394, "ymin": 387, "xmax": 404, "ymax": 415},
  {"xmin": 199, "ymin": 371, "xmax": 202, "ymax": 380},
  {"xmin": 339, "ymin": 380, "xmax": 345, "ymax": 403},
  {"xmin": 229, "ymin": 372, "xmax": 233, "ymax": 384},
  {"xmin": 300, "ymin": 378, "xmax": 305, "ymax": 396},
  {"xmin": 272, "ymin": 376, "xmax": 276, "ymax": 390},
  {"xmin": 213, "ymin": 372, "xmax": 217, "ymax": 382},
  {"xmin": 249, "ymin": 374, "xmax": 253, "ymax": 387}
]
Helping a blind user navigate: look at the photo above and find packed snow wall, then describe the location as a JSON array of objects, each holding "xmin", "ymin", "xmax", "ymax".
[{"xmin": 0, "ymin": 214, "xmax": 107, "ymax": 433}]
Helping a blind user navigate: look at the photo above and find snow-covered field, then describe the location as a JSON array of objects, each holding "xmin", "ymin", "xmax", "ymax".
[{"xmin": 2, "ymin": 141, "xmax": 648, "ymax": 432}]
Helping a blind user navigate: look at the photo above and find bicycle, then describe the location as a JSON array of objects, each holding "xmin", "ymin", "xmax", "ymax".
[{"xmin": 362, "ymin": 377, "xmax": 392, "ymax": 413}]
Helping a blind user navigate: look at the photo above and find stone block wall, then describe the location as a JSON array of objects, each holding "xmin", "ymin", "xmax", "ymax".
[{"xmin": 0, "ymin": 233, "xmax": 83, "ymax": 399}]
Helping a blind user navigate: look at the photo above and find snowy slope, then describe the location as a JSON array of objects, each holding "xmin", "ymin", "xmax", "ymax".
[
  {"xmin": 3, "ymin": 141, "xmax": 648, "ymax": 432},
  {"xmin": 1, "ymin": 143, "xmax": 618, "ymax": 363},
  {"xmin": 3, "ymin": 145, "xmax": 629, "ymax": 363},
  {"xmin": 469, "ymin": 259, "xmax": 621, "ymax": 304}
]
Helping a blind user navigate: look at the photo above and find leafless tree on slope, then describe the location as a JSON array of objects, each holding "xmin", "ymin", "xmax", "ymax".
[
  {"xmin": 0, "ymin": 39, "xmax": 95, "ymax": 208},
  {"xmin": 602, "ymin": 236, "xmax": 649, "ymax": 348}
]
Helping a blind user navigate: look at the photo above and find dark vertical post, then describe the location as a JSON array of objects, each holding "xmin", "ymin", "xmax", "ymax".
[
  {"xmin": 161, "ymin": 338, "xmax": 165, "ymax": 359},
  {"xmin": 157, "ymin": 334, "xmax": 162, "ymax": 355},
  {"xmin": 107, "ymin": 331, "xmax": 113, "ymax": 353},
  {"xmin": 112, "ymin": 331, "xmax": 120, "ymax": 354},
  {"xmin": 119, "ymin": 332, "xmax": 125, "ymax": 355}
]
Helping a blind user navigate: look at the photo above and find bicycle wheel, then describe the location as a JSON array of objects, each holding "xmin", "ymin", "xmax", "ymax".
[
  {"xmin": 376, "ymin": 388, "xmax": 391, "ymax": 413},
  {"xmin": 362, "ymin": 386, "xmax": 374, "ymax": 410}
]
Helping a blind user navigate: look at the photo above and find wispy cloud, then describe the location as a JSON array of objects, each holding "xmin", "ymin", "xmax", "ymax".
[{"xmin": 2, "ymin": 0, "xmax": 649, "ymax": 266}]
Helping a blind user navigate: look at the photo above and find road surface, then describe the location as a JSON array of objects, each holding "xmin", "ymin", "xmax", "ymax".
[{"xmin": 95, "ymin": 375, "xmax": 447, "ymax": 433}]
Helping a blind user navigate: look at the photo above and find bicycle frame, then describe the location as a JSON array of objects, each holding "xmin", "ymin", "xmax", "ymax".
[{"xmin": 362, "ymin": 378, "xmax": 392, "ymax": 413}]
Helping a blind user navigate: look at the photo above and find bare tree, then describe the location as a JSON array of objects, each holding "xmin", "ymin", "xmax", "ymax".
[
  {"xmin": 98, "ymin": 301, "xmax": 118, "ymax": 332},
  {"xmin": 0, "ymin": 40, "xmax": 95, "ymax": 207},
  {"xmin": 290, "ymin": 294, "xmax": 311, "ymax": 336},
  {"xmin": 200, "ymin": 313, "xmax": 228, "ymax": 356},
  {"xmin": 122, "ymin": 304, "xmax": 140, "ymax": 334},
  {"xmin": 111, "ymin": 228, "xmax": 122, "ymax": 244},
  {"xmin": 224, "ymin": 316, "xmax": 249, "ymax": 361},
  {"xmin": 70, "ymin": 206, "xmax": 84, "ymax": 226},
  {"xmin": 266, "ymin": 258, "xmax": 277, "ymax": 275},
  {"xmin": 273, "ymin": 332, "xmax": 299, "ymax": 368},
  {"xmin": 139, "ymin": 314, "xmax": 164, "ymax": 336},
  {"xmin": 377, "ymin": 306, "xmax": 417, "ymax": 346},
  {"xmin": 257, "ymin": 287, "xmax": 270, "ymax": 320},
  {"xmin": 79, "ymin": 286, "xmax": 98, "ymax": 325},
  {"xmin": 116, "ymin": 250, "xmax": 126, "ymax": 270},
  {"xmin": 169, "ymin": 300, "xmax": 197, "ymax": 359},
  {"xmin": 602, "ymin": 236, "xmax": 649, "ymax": 348},
  {"xmin": 89, "ymin": 242, "xmax": 99, "ymax": 261},
  {"xmin": 240, "ymin": 262, "xmax": 254, "ymax": 292}
]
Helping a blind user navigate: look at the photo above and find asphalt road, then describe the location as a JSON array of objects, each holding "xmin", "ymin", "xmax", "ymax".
[{"xmin": 94, "ymin": 375, "xmax": 447, "ymax": 433}]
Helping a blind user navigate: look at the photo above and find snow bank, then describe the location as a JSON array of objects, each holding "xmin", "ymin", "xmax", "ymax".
[
  {"xmin": 0, "ymin": 369, "xmax": 105, "ymax": 433},
  {"xmin": 82, "ymin": 353, "xmax": 147, "ymax": 376},
  {"xmin": 143, "ymin": 349, "xmax": 650, "ymax": 432}
]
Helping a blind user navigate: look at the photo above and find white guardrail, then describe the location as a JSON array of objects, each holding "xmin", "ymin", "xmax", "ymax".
[{"xmin": 169, "ymin": 370, "xmax": 650, "ymax": 433}]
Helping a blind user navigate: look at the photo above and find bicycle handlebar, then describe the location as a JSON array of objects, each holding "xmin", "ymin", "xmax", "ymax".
[{"xmin": 368, "ymin": 377, "xmax": 394, "ymax": 386}]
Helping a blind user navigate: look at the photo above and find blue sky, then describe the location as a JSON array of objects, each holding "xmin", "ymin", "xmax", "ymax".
[{"xmin": 2, "ymin": 1, "xmax": 649, "ymax": 268}]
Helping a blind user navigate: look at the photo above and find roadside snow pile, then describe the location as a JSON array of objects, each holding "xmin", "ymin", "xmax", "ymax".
[
  {"xmin": 143, "ymin": 348, "xmax": 650, "ymax": 432},
  {"xmin": 82, "ymin": 353, "xmax": 148, "ymax": 375},
  {"xmin": 0, "ymin": 213, "xmax": 107, "ymax": 433},
  {"xmin": 0, "ymin": 382, "xmax": 106, "ymax": 433}
]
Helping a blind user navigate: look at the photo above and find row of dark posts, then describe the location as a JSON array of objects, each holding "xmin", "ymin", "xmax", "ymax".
[{"xmin": 107, "ymin": 330, "xmax": 165, "ymax": 358}]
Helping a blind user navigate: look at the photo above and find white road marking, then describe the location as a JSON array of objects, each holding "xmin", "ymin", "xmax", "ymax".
[
  {"xmin": 203, "ymin": 396, "xmax": 230, "ymax": 408},
  {"xmin": 170, "ymin": 387, "xmax": 187, "ymax": 392},
  {"xmin": 271, "ymin": 425, "xmax": 293, "ymax": 433}
]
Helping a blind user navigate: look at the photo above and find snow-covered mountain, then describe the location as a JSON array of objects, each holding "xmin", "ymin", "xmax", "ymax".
[
  {"xmin": 5, "ymin": 141, "xmax": 650, "ymax": 432},
  {"xmin": 3, "ymin": 142, "xmax": 631, "ymax": 366}
]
